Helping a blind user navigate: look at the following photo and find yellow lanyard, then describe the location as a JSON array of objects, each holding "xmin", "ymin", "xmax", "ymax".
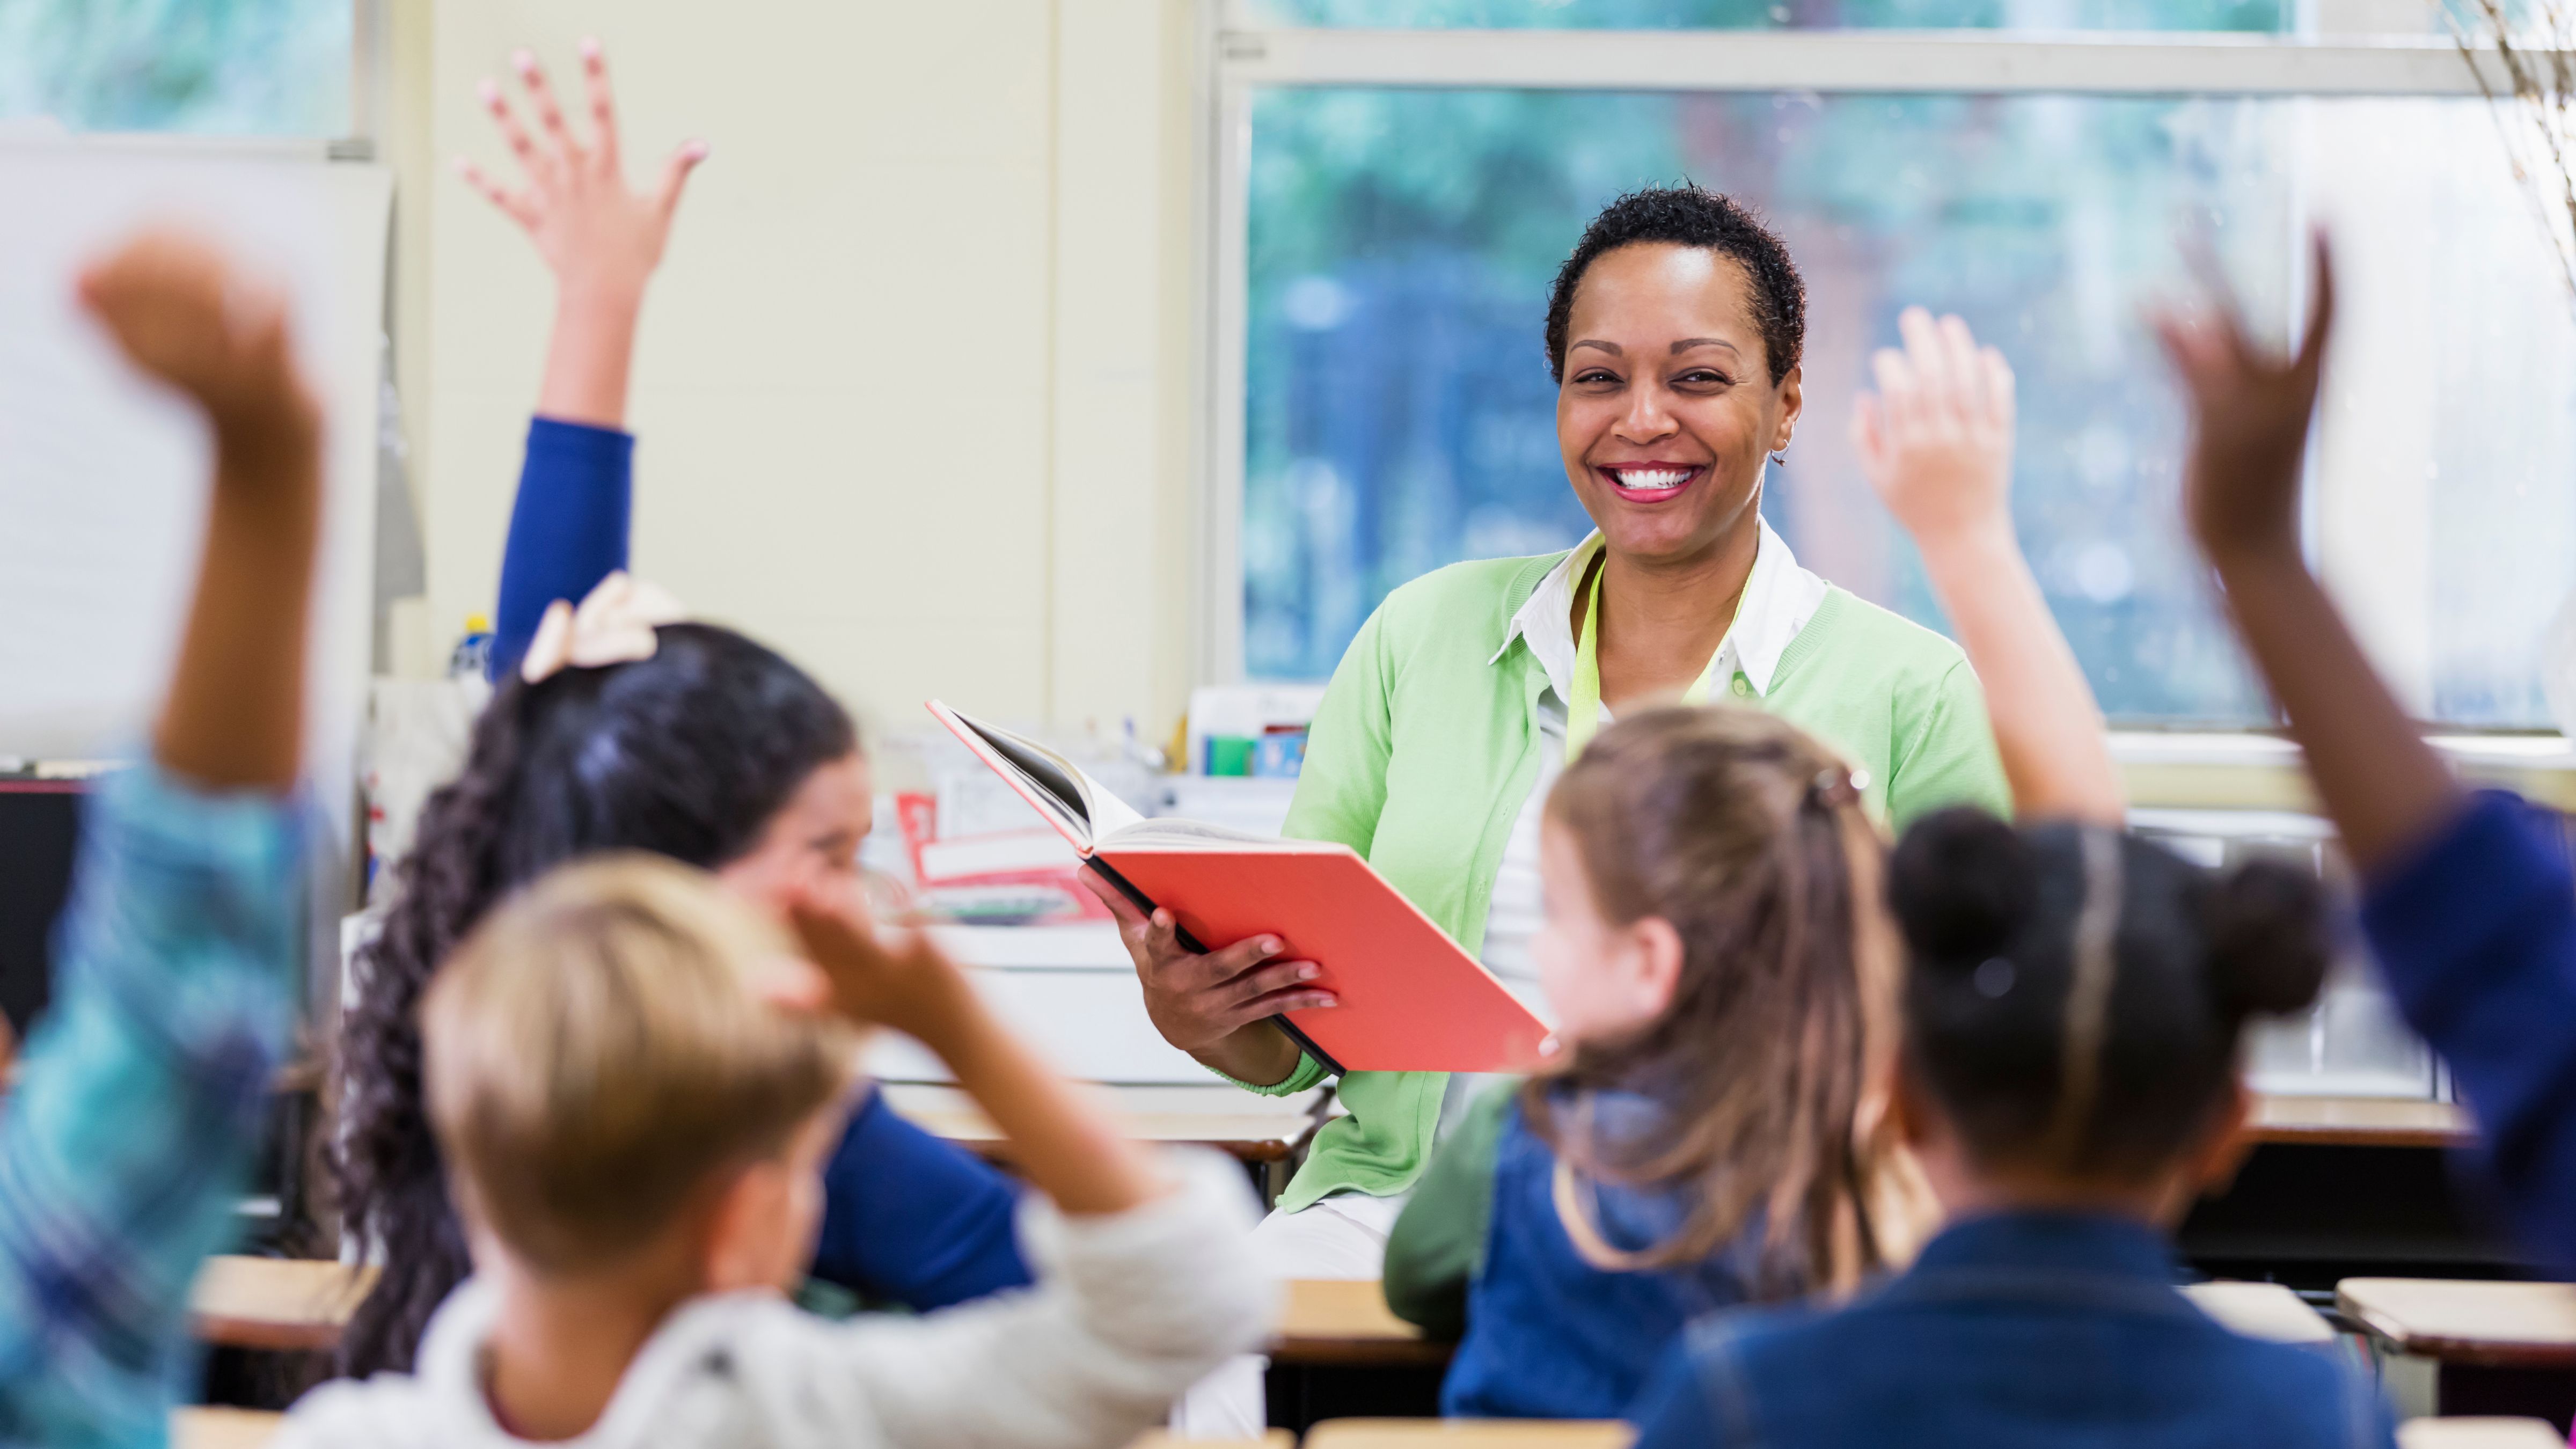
[{"xmin": 1565, "ymin": 552, "xmax": 1739, "ymax": 762}]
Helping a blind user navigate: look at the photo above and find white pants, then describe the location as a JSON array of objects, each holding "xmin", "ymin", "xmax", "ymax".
[{"xmin": 1167, "ymin": 1190, "xmax": 1409, "ymax": 1437}]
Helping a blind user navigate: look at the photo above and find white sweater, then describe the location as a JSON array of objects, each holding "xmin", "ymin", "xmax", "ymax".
[{"xmin": 278, "ymin": 1152, "xmax": 1272, "ymax": 1449}]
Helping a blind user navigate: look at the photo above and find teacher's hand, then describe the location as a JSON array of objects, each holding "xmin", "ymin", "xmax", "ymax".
[{"xmin": 1079, "ymin": 867, "xmax": 1336, "ymax": 1086}]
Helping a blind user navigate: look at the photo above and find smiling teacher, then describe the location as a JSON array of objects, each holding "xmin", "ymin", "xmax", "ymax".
[{"xmin": 1088, "ymin": 185, "xmax": 2009, "ymax": 1430}]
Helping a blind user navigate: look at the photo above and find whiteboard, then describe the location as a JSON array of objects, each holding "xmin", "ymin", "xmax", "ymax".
[{"xmin": 0, "ymin": 139, "xmax": 391, "ymax": 866}]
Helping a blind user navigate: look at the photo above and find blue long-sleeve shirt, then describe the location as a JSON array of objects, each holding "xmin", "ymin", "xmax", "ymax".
[
  {"xmin": 0, "ymin": 765, "xmax": 303, "ymax": 1445},
  {"xmin": 2361, "ymin": 789, "xmax": 2576, "ymax": 1271},
  {"xmin": 491, "ymin": 415, "xmax": 1033, "ymax": 1309}
]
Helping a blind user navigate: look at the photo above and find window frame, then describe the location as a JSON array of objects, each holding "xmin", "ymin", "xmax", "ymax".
[{"xmin": 1197, "ymin": 18, "xmax": 2576, "ymax": 799}]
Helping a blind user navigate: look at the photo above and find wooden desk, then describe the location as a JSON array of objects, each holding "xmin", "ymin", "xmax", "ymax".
[
  {"xmin": 190, "ymin": 1255, "xmax": 370, "ymax": 1352},
  {"xmin": 173, "ymin": 1407, "xmax": 283, "ymax": 1449},
  {"xmin": 882, "ymin": 1083, "xmax": 1320, "ymax": 1165},
  {"xmin": 2182, "ymin": 1280, "xmax": 2335, "ymax": 1344},
  {"xmin": 2246, "ymin": 1096, "xmax": 2473, "ymax": 1150},
  {"xmin": 2397, "ymin": 1419, "xmax": 2569, "ymax": 1449},
  {"xmin": 1304, "ymin": 1421, "xmax": 1635, "ymax": 1448},
  {"xmin": 2340, "ymin": 1279, "xmax": 2576, "ymax": 1370},
  {"xmin": 1273, "ymin": 1278, "xmax": 1452, "ymax": 1368},
  {"xmin": 2343, "ymin": 1278, "xmax": 2576, "ymax": 1431}
]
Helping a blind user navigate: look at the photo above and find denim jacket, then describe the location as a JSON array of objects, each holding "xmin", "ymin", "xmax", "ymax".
[
  {"xmin": 1436, "ymin": 1089, "xmax": 1763, "ymax": 1419},
  {"xmin": 1628, "ymin": 1211, "xmax": 2396, "ymax": 1449}
]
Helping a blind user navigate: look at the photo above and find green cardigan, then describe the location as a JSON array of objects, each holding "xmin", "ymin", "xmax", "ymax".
[{"xmin": 1241, "ymin": 550, "xmax": 2010, "ymax": 1211}]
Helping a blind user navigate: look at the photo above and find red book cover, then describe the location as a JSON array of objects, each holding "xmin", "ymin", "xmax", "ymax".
[
  {"xmin": 927, "ymin": 700, "xmax": 1554, "ymax": 1075},
  {"xmin": 1098, "ymin": 843, "xmax": 1554, "ymax": 1074}
]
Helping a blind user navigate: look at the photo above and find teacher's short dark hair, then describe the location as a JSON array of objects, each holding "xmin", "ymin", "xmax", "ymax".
[{"xmin": 1545, "ymin": 184, "xmax": 1806, "ymax": 387}]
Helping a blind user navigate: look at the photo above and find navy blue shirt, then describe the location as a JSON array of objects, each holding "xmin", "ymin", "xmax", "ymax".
[
  {"xmin": 492, "ymin": 415, "xmax": 1034, "ymax": 1310},
  {"xmin": 2362, "ymin": 790, "xmax": 2576, "ymax": 1272},
  {"xmin": 1441, "ymin": 1095, "xmax": 1762, "ymax": 1419},
  {"xmin": 1627, "ymin": 1212, "xmax": 2395, "ymax": 1449}
]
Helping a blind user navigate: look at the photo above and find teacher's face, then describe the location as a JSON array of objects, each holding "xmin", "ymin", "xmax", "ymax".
[{"xmin": 1555, "ymin": 243, "xmax": 1802, "ymax": 566}]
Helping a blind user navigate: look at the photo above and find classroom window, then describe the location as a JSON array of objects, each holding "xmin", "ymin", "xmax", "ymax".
[
  {"xmin": 1238, "ymin": 0, "xmax": 2295, "ymax": 31},
  {"xmin": 0, "ymin": 0, "xmax": 355, "ymax": 136},
  {"xmin": 1225, "ymin": 26, "xmax": 2576, "ymax": 727}
]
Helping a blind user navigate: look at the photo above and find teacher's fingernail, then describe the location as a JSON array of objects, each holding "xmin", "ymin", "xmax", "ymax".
[{"xmin": 1298, "ymin": 964, "xmax": 1319, "ymax": 981}]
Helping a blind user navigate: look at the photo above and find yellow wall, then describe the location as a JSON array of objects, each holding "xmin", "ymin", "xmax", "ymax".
[{"xmin": 389, "ymin": 1, "xmax": 1200, "ymax": 743}]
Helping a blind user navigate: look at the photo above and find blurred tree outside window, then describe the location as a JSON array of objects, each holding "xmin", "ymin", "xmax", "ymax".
[{"xmin": 0, "ymin": 0, "xmax": 353, "ymax": 135}]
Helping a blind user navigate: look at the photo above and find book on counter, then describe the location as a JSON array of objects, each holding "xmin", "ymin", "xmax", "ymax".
[{"xmin": 928, "ymin": 699, "xmax": 1555, "ymax": 1076}]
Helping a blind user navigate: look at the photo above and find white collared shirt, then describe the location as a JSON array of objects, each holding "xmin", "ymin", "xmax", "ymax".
[{"xmin": 1475, "ymin": 517, "xmax": 1830, "ymax": 1000}]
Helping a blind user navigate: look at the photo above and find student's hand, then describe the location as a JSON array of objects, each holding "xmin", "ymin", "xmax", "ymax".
[
  {"xmin": 1078, "ymin": 867, "xmax": 1336, "ymax": 1057},
  {"xmin": 1851, "ymin": 307, "xmax": 2016, "ymax": 551},
  {"xmin": 78, "ymin": 229, "xmax": 318, "ymax": 460},
  {"xmin": 458, "ymin": 40, "xmax": 704, "ymax": 311},
  {"xmin": 2154, "ymin": 232, "xmax": 2336, "ymax": 572},
  {"xmin": 83, "ymin": 230, "xmax": 323, "ymax": 791},
  {"xmin": 786, "ymin": 889, "xmax": 983, "ymax": 1050}
]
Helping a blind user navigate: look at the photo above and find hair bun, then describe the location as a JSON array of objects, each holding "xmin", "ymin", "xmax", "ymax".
[
  {"xmin": 2206, "ymin": 859, "xmax": 2331, "ymax": 1018},
  {"xmin": 1889, "ymin": 807, "xmax": 2037, "ymax": 964}
]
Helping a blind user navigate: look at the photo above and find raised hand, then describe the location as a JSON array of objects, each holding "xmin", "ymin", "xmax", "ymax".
[
  {"xmin": 80, "ymin": 229, "xmax": 321, "ymax": 791},
  {"xmin": 795, "ymin": 879, "xmax": 1158, "ymax": 1217},
  {"xmin": 458, "ymin": 40, "xmax": 704, "ymax": 306},
  {"xmin": 78, "ymin": 229, "xmax": 316, "ymax": 453},
  {"xmin": 1851, "ymin": 306, "xmax": 2017, "ymax": 548},
  {"xmin": 786, "ymin": 888, "xmax": 982, "ymax": 1050},
  {"xmin": 459, "ymin": 39, "xmax": 704, "ymax": 427},
  {"xmin": 1852, "ymin": 306, "xmax": 2121, "ymax": 825},
  {"xmin": 2153, "ymin": 232, "xmax": 2336, "ymax": 569}
]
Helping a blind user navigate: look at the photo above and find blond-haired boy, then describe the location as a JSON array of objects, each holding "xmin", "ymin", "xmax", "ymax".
[{"xmin": 284, "ymin": 855, "xmax": 1269, "ymax": 1446}]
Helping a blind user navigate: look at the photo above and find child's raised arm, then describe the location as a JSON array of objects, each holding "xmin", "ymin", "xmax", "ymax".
[
  {"xmin": 2155, "ymin": 239, "xmax": 2576, "ymax": 1269},
  {"xmin": 0, "ymin": 232, "xmax": 318, "ymax": 1440},
  {"xmin": 80, "ymin": 232, "xmax": 321, "ymax": 787},
  {"xmin": 464, "ymin": 40, "xmax": 704, "ymax": 676},
  {"xmin": 788, "ymin": 898, "xmax": 1158, "ymax": 1218},
  {"xmin": 460, "ymin": 39, "xmax": 704, "ymax": 430},
  {"xmin": 1854, "ymin": 309, "xmax": 2124, "ymax": 825},
  {"xmin": 2154, "ymin": 237, "xmax": 2457, "ymax": 869}
]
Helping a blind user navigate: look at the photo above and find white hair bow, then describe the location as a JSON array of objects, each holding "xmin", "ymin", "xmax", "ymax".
[{"xmin": 519, "ymin": 571, "xmax": 690, "ymax": 685}]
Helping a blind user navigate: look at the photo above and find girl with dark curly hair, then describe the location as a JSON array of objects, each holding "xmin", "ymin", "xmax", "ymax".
[{"xmin": 331, "ymin": 42, "xmax": 1028, "ymax": 1377}]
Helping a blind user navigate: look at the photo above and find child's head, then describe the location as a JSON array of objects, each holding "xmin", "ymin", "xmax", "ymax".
[
  {"xmin": 336, "ymin": 621, "xmax": 860, "ymax": 1372},
  {"xmin": 420, "ymin": 853, "xmax": 859, "ymax": 1295},
  {"xmin": 1530, "ymin": 705, "xmax": 1892, "ymax": 1292},
  {"xmin": 1888, "ymin": 809, "xmax": 2331, "ymax": 1218}
]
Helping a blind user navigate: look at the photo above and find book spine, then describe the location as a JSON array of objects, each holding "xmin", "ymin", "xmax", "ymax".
[{"xmin": 1078, "ymin": 858, "xmax": 1348, "ymax": 1080}]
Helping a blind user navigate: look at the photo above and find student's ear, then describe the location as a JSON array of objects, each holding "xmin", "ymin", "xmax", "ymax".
[
  {"xmin": 2185, "ymin": 1080, "xmax": 2257, "ymax": 1198},
  {"xmin": 1626, "ymin": 916, "xmax": 1687, "ymax": 1023},
  {"xmin": 1889, "ymin": 1053, "xmax": 1938, "ymax": 1151},
  {"xmin": 700, "ymin": 1157, "xmax": 793, "ymax": 1294}
]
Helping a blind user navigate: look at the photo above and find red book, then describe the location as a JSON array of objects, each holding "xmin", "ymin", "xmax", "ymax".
[{"xmin": 928, "ymin": 701, "xmax": 1555, "ymax": 1075}]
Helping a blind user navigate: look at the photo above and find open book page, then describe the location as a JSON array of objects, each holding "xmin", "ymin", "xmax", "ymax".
[
  {"xmin": 928, "ymin": 701, "xmax": 1145, "ymax": 850},
  {"xmin": 1099, "ymin": 818, "xmax": 1343, "ymax": 852}
]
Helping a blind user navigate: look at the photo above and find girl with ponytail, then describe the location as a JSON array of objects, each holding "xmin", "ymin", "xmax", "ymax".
[{"xmin": 332, "ymin": 45, "xmax": 1028, "ymax": 1377}]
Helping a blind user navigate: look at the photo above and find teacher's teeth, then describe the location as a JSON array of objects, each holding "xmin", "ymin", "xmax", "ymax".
[{"xmin": 1614, "ymin": 468, "xmax": 1690, "ymax": 488}]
